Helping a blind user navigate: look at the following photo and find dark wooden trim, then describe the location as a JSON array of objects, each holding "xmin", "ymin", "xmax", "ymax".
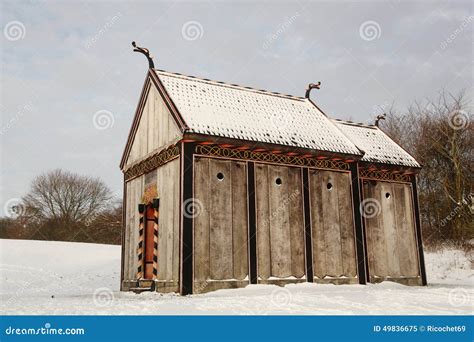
[
  {"xmin": 411, "ymin": 175, "xmax": 427, "ymax": 286},
  {"xmin": 120, "ymin": 69, "xmax": 188, "ymax": 170},
  {"xmin": 358, "ymin": 161, "xmax": 421, "ymax": 175},
  {"xmin": 349, "ymin": 163, "xmax": 367, "ymax": 284},
  {"xmin": 247, "ymin": 161, "xmax": 257, "ymax": 284},
  {"xmin": 359, "ymin": 178, "xmax": 370, "ymax": 283},
  {"xmin": 124, "ymin": 144, "xmax": 180, "ymax": 181},
  {"xmin": 180, "ymin": 142, "xmax": 195, "ymax": 295},
  {"xmin": 120, "ymin": 175, "xmax": 126, "ymax": 290},
  {"xmin": 302, "ymin": 168, "xmax": 313, "ymax": 282},
  {"xmin": 186, "ymin": 133, "xmax": 363, "ymax": 162},
  {"xmin": 149, "ymin": 70, "xmax": 188, "ymax": 131},
  {"xmin": 120, "ymin": 77, "xmax": 152, "ymax": 169}
]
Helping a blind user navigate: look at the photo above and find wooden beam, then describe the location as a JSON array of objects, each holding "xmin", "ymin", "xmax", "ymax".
[
  {"xmin": 302, "ymin": 168, "xmax": 313, "ymax": 282},
  {"xmin": 349, "ymin": 163, "xmax": 368, "ymax": 284},
  {"xmin": 120, "ymin": 175, "xmax": 126, "ymax": 291},
  {"xmin": 247, "ymin": 161, "xmax": 257, "ymax": 284},
  {"xmin": 180, "ymin": 142, "xmax": 195, "ymax": 295}
]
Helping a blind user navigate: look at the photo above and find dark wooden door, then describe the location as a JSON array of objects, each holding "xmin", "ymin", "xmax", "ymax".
[{"xmin": 144, "ymin": 205, "xmax": 155, "ymax": 279}]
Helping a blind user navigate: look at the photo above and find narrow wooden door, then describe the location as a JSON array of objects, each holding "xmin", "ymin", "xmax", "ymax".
[{"xmin": 144, "ymin": 205, "xmax": 155, "ymax": 279}]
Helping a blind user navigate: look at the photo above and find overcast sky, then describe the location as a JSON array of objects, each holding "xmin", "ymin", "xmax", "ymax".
[{"xmin": 1, "ymin": 0, "xmax": 472, "ymax": 216}]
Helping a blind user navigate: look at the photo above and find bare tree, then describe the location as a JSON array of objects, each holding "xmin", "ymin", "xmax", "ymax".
[
  {"xmin": 22, "ymin": 169, "xmax": 114, "ymax": 225},
  {"xmin": 380, "ymin": 90, "xmax": 473, "ymax": 245}
]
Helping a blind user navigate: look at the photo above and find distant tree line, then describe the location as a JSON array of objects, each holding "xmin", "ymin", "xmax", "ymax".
[
  {"xmin": 0, "ymin": 169, "xmax": 121, "ymax": 244},
  {"xmin": 379, "ymin": 90, "xmax": 472, "ymax": 249}
]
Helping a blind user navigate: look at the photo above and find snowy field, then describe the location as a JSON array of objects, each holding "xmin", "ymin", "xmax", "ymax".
[{"xmin": 0, "ymin": 239, "xmax": 472, "ymax": 315}]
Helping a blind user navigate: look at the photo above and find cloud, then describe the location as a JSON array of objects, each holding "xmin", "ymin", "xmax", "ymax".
[{"xmin": 0, "ymin": 0, "xmax": 472, "ymax": 214}]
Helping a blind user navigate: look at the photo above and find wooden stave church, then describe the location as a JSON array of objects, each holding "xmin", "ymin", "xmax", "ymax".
[{"xmin": 120, "ymin": 59, "xmax": 427, "ymax": 295}]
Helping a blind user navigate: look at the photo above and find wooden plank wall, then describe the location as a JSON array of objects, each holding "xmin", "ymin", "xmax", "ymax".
[
  {"xmin": 155, "ymin": 158, "xmax": 181, "ymax": 291},
  {"xmin": 255, "ymin": 164, "xmax": 306, "ymax": 282},
  {"xmin": 309, "ymin": 170, "xmax": 357, "ymax": 280},
  {"xmin": 363, "ymin": 181, "xmax": 420, "ymax": 281},
  {"xmin": 123, "ymin": 159, "xmax": 180, "ymax": 291},
  {"xmin": 193, "ymin": 157, "xmax": 249, "ymax": 293},
  {"xmin": 123, "ymin": 175, "xmax": 144, "ymax": 281},
  {"xmin": 126, "ymin": 83, "xmax": 181, "ymax": 167}
]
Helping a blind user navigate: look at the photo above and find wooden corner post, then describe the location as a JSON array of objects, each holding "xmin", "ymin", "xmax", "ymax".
[
  {"xmin": 247, "ymin": 161, "xmax": 257, "ymax": 284},
  {"xmin": 411, "ymin": 175, "xmax": 427, "ymax": 286},
  {"xmin": 302, "ymin": 168, "xmax": 314, "ymax": 282},
  {"xmin": 349, "ymin": 163, "xmax": 368, "ymax": 284},
  {"xmin": 180, "ymin": 142, "xmax": 195, "ymax": 295}
]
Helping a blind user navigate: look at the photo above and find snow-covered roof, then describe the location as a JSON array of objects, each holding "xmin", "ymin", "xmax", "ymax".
[
  {"xmin": 155, "ymin": 69, "xmax": 362, "ymax": 156},
  {"xmin": 334, "ymin": 120, "xmax": 420, "ymax": 168}
]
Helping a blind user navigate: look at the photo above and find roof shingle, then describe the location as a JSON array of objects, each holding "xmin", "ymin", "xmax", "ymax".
[{"xmin": 155, "ymin": 69, "xmax": 362, "ymax": 156}]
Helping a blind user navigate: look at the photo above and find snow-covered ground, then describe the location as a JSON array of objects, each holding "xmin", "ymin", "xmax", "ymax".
[{"xmin": 0, "ymin": 239, "xmax": 472, "ymax": 315}]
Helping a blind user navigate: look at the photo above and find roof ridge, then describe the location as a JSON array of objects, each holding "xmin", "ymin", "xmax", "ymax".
[
  {"xmin": 154, "ymin": 69, "xmax": 306, "ymax": 102},
  {"xmin": 333, "ymin": 118, "xmax": 377, "ymax": 129}
]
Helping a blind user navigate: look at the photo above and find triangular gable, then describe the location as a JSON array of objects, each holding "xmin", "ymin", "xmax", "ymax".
[{"xmin": 120, "ymin": 71, "xmax": 186, "ymax": 170}]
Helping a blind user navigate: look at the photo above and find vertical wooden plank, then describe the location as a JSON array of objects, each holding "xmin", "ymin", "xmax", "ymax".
[
  {"xmin": 231, "ymin": 161, "xmax": 249, "ymax": 280},
  {"xmin": 194, "ymin": 158, "xmax": 210, "ymax": 282},
  {"xmin": 309, "ymin": 170, "xmax": 326, "ymax": 279},
  {"xmin": 124, "ymin": 181, "xmax": 131, "ymax": 280},
  {"xmin": 133, "ymin": 177, "xmax": 144, "ymax": 279},
  {"xmin": 363, "ymin": 181, "xmax": 375, "ymax": 278},
  {"xmin": 209, "ymin": 159, "xmax": 233, "ymax": 280},
  {"xmin": 349, "ymin": 164, "xmax": 368, "ymax": 284},
  {"xmin": 364, "ymin": 181, "xmax": 387, "ymax": 278},
  {"xmin": 288, "ymin": 167, "xmax": 305, "ymax": 278},
  {"xmin": 128, "ymin": 178, "xmax": 136, "ymax": 280},
  {"xmin": 336, "ymin": 173, "xmax": 357, "ymax": 277},
  {"xmin": 139, "ymin": 99, "xmax": 148, "ymax": 157},
  {"xmin": 268, "ymin": 165, "xmax": 292, "ymax": 278},
  {"xmin": 380, "ymin": 183, "xmax": 400, "ymax": 277},
  {"xmin": 321, "ymin": 171, "xmax": 343, "ymax": 277},
  {"xmin": 256, "ymin": 164, "xmax": 271, "ymax": 280},
  {"xmin": 401, "ymin": 184, "xmax": 420, "ymax": 277},
  {"xmin": 147, "ymin": 87, "xmax": 155, "ymax": 154},
  {"xmin": 393, "ymin": 183, "xmax": 412, "ymax": 277},
  {"xmin": 172, "ymin": 159, "xmax": 181, "ymax": 282},
  {"xmin": 157, "ymin": 90, "xmax": 165, "ymax": 149},
  {"xmin": 165, "ymin": 163, "xmax": 174, "ymax": 281},
  {"xmin": 157, "ymin": 165, "xmax": 168, "ymax": 281}
]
